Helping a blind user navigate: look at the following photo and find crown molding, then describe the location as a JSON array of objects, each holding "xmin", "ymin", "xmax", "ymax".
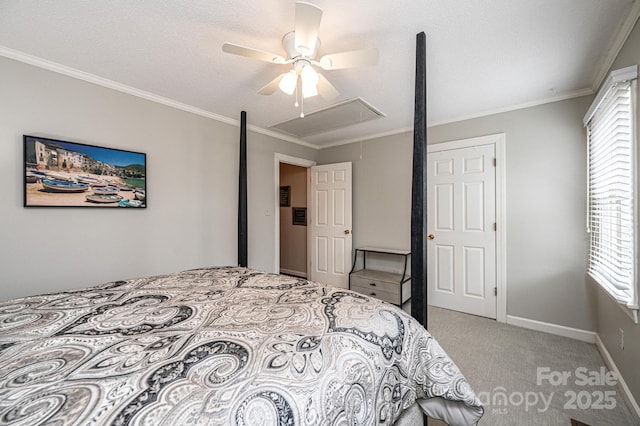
[
  {"xmin": 590, "ymin": 1, "xmax": 640, "ymax": 91},
  {"xmin": 0, "ymin": 46, "xmax": 316, "ymax": 149},
  {"xmin": 428, "ymin": 88, "xmax": 594, "ymax": 128},
  {"xmin": 320, "ymin": 87, "xmax": 594, "ymax": 149}
]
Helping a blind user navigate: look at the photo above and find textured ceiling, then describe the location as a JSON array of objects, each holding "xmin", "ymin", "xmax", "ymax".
[{"xmin": 0, "ymin": 0, "xmax": 637, "ymax": 148}]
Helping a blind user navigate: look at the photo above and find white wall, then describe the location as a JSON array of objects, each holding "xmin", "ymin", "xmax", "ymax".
[
  {"xmin": 0, "ymin": 56, "xmax": 316, "ymax": 301},
  {"xmin": 319, "ymin": 96, "xmax": 595, "ymax": 332}
]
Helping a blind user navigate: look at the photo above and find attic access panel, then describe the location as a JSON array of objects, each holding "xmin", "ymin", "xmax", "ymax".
[{"xmin": 270, "ymin": 98, "xmax": 385, "ymax": 138}]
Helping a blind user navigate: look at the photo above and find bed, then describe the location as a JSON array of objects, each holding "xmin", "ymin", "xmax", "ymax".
[
  {"xmin": 1, "ymin": 32, "xmax": 483, "ymax": 426},
  {"xmin": 0, "ymin": 266, "xmax": 482, "ymax": 425}
]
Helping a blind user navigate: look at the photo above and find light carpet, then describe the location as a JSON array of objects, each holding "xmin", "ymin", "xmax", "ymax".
[{"xmin": 425, "ymin": 306, "xmax": 638, "ymax": 426}]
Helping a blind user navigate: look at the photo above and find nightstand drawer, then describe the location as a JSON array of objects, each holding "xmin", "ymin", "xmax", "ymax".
[
  {"xmin": 351, "ymin": 283, "xmax": 400, "ymax": 305},
  {"xmin": 350, "ymin": 275, "xmax": 399, "ymax": 294}
]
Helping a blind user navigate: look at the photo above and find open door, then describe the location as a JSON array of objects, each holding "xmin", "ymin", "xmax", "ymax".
[{"xmin": 309, "ymin": 162, "xmax": 352, "ymax": 288}]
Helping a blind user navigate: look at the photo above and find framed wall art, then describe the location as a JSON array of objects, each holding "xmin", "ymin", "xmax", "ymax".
[
  {"xmin": 280, "ymin": 185, "xmax": 290, "ymax": 207},
  {"xmin": 24, "ymin": 135, "xmax": 146, "ymax": 208},
  {"xmin": 292, "ymin": 207, "xmax": 307, "ymax": 225}
]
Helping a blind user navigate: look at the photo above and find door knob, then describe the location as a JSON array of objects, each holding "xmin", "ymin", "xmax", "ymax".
[
  {"xmin": 427, "ymin": 234, "xmax": 435, "ymax": 240},
  {"xmin": 344, "ymin": 229, "xmax": 351, "ymax": 235}
]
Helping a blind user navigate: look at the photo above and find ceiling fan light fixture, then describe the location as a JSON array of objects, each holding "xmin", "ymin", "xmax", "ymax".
[
  {"xmin": 301, "ymin": 63, "xmax": 319, "ymax": 98},
  {"xmin": 222, "ymin": 2, "xmax": 378, "ymax": 104},
  {"xmin": 279, "ymin": 70, "xmax": 298, "ymax": 95},
  {"xmin": 301, "ymin": 63, "xmax": 318, "ymax": 83},
  {"xmin": 302, "ymin": 81, "xmax": 318, "ymax": 98}
]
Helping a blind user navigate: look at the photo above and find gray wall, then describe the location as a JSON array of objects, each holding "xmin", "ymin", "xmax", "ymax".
[
  {"xmin": 317, "ymin": 133, "xmax": 413, "ymax": 275},
  {"xmin": 317, "ymin": 134, "xmax": 412, "ymax": 249},
  {"xmin": 0, "ymin": 56, "xmax": 316, "ymax": 301},
  {"xmin": 246, "ymin": 134, "xmax": 317, "ymax": 273},
  {"xmin": 429, "ymin": 96, "xmax": 594, "ymax": 331},
  {"xmin": 594, "ymin": 18, "xmax": 640, "ymax": 405},
  {"xmin": 319, "ymin": 96, "xmax": 595, "ymax": 331}
]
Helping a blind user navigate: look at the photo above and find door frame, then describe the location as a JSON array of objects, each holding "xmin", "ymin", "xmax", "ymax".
[
  {"xmin": 427, "ymin": 133, "xmax": 507, "ymax": 323},
  {"xmin": 274, "ymin": 153, "xmax": 316, "ymax": 275}
]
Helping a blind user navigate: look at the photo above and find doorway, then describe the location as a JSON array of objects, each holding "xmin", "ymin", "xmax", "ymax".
[
  {"xmin": 274, "ymin": 154, "xmax": 353, "ymax": 288},
  {"xmin": 274, "ymin": 154, "xmax": 316, "ymax": 276},
  {"xmin": 427, "ymin": 133, "xmax": 506, "ymax": 322},
  {"xmin": 279, "ymin": 162, "xmax": 309, "ymax": 277}
]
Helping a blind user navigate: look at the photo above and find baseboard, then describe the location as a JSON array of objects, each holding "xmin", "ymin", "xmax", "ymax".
[
  {"xmin": 505, "ymin": 315, "xmax": 639, "ymax": 421},
  {"xmin": 506, "ymin": 315, "xmax": 597, "ymax": 343},
  {"xmin": 279, "ymin": 268, "xmax": 307, "ymax": 278},
  {"xmin": 595, "ymin": 334, "xmax": 640, "ymax": 422}
]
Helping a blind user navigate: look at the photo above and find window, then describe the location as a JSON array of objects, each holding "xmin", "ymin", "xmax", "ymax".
[{"xmin": 584, "ymin": 65, "xmax": 638, "ymax": 323}]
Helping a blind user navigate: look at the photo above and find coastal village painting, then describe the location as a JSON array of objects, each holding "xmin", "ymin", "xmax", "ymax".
[{"xmin": 24, "ymin": 136, "xmax": 146, "ymax": 208}]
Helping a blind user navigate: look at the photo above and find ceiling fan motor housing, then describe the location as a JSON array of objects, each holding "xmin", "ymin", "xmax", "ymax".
[{"xmin": 282, "ymin": 31, "xmax": 320, "ymax": 60}]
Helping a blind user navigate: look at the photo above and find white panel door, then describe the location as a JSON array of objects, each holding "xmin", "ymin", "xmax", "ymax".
[
  {"xmin": 427, "ymin": 144, "xmax": 496, "ymax": 319},
  {"xmin": 309, "ymin": 162, "xmax": 352, "ymax": 288}
]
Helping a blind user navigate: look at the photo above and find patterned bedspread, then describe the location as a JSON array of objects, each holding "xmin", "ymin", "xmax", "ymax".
[{"xmin": 0, "ymin": 267, "xmax": 483, "ymax": 425}]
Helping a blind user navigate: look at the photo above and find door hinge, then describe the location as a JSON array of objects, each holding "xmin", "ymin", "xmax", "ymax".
[
  {"xmin": 493, "ymin": 222, "xmax": 497, "ymax": 231},
  {"xmin": 493, "ymin": 158, "xmax": 497, "ymax": 167},
  {"xmin": 494, "ymin": 287, "xmax": 497, "ymax": 296}
]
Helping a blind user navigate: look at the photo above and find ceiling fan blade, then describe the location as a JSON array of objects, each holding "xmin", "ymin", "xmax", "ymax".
[
  {"xmin": 294, "ymin": 1, "xmax": 323, "ymax": 56},
  {"xmin": 222, "ymin": 42, "xmax": 286, "ymax": 64},
  {"xmin": 318, "ymin": 48, "xmax": 379, "ymax": 70},
  {"xmin": 258, "ymin": 73, "xmax": 288, "ymax": 95},
  {"xmin": 316, "ymin": 73, "xmax": 339, "ymax": 100}
]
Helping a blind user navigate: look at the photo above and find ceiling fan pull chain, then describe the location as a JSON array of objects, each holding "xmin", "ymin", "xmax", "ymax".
[{"xmin": 294, "ymin": 79, "xmax": 299, "ymax": 108}]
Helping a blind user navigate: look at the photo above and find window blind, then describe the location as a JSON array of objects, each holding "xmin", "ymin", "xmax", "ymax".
[{"xmin": 586, "ymin": 77, "xmax": 636, "ymax": 308}]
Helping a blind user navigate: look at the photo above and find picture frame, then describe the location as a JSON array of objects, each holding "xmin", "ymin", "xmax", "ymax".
[
  {"xmin": 292, "ymin": 207, "xmax": 307, "ymax": 226},
  {"xmin": 23, "ymin": 135, "xmax": 146, "ymax": 208},
  {"xmin": 280, "ymin": 186, "xmax": 290, "ymax": 207}
]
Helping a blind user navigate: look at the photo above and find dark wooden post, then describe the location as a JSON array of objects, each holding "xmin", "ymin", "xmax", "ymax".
[
  {"xmin": 238, "ymin": 111, "xmax": 248, "ymax": 267},
  {"xmin": 411, "ymin": 32, "xmax": 427, "ymax": 328}
]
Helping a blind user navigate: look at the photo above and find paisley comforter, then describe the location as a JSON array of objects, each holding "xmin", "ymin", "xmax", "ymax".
[{"xmin": 0, "ymin": 267, "xmax": 483, "ymax": 425}]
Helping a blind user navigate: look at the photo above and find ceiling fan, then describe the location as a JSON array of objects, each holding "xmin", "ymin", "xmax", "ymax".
[{"xmin": 222, "ymin": 1, "xmax": 378, "ymax": 116}]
